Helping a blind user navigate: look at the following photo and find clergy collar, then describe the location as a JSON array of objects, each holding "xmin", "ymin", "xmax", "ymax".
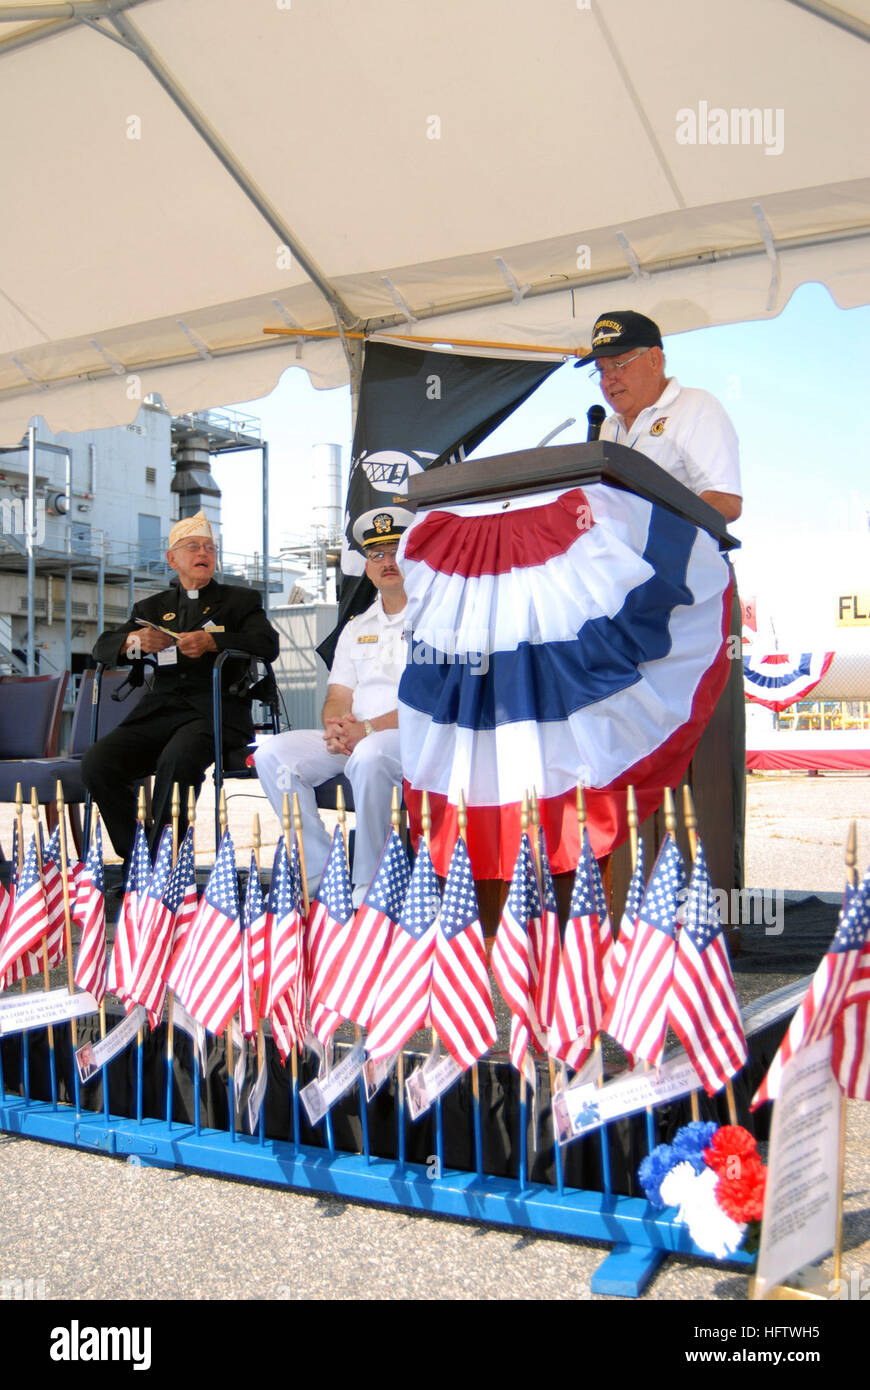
[{"xmin": 171, "ymin": 576, "xmax": 217, "ymax": 602}]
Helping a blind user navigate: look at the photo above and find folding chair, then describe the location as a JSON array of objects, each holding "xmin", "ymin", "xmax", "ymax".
[
  {"xmin": 211, "ymin": 650, "xmax": 280, "ymax": 849},
  {"xmin": 0, "ymin": 672, "xmax": 68, "ymax": 857},
  {"xmin": 0, "ymin": 667, "xmax": 149, "ymax": 857}
]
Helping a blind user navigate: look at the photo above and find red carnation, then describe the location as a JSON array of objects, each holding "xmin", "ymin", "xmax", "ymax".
[
  {"xmin": 716, "ymin": 1157, "xmax": 767, "ymax": 1223},
  {"xmin": 703, "ymin": 1124, "xmax": 759, "ymax": 1177}
]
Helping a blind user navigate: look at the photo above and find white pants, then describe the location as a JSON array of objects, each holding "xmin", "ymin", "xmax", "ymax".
[{"xmin": 253, "ymin": 728, "xmax": 402, "ymax": 896}]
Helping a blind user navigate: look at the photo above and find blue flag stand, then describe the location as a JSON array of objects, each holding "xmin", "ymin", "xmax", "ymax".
[{"xmin": 0, "ymin": 1015, "xmax": 772, "ymax": 1298}]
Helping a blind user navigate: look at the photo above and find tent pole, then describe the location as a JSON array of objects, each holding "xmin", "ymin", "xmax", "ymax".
[
  {"xmin": 26, "ymin": 424, "xmax": 36, "ymax": 674},
  {"xmin": 344, "ymin": 338, "xmax": 364, "ymax": 437},
  {"xmin": 783, "ymin": 0, "xmax": 870, "ymax": 42},
  {"xmin": 261, "ymin": 441, "xmax": 269, "ymax": 619}
]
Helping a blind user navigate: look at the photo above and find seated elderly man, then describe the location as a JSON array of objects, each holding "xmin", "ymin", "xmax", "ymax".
[
  {"xmin": 82, "ymin": 511, "xmax": 279, "ymax": 862},
  {"xmin": 254, "ymin": 506, "xmax": 411, "ymax": 906}
]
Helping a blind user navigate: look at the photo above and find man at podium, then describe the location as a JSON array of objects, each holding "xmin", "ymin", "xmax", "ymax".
[{"xmin": 576, "ymin": 310, "xmax": 742, "ymax": 522}]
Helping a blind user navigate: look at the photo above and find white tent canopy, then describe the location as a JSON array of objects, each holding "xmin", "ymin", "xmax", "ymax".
[{"xmin": 1, "ymin": 0, "xmax": 869, "ymax": 436}]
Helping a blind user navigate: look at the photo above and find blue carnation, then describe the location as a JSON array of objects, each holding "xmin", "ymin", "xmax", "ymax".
[
  {"xmin": 638, "ymin": 1143, "xmax": 680, "ymax": 1208},
  {"xmin": 671, "ymin": 1121, "xmax": 719, "ymax": 1174}
]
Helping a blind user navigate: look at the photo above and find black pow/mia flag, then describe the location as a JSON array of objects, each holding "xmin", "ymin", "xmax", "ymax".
[{"xmin": 317, "ymin": 341, "xmax": 557, "ymax": 667}]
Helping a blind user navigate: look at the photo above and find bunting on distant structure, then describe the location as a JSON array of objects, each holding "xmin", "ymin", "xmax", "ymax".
[
  {"xmin": 398, "ymin": 484, "xmax": 732, "ymax": 879},
  {"xmin": 743, "ymin": 650, "xmax": 834, "ymax": 712}
]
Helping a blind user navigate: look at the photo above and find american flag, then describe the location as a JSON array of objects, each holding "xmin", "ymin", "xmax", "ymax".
[
  {"xmin": 2, "ymin": 821, "xmax": 18, "ymax": 934},
  {"xmin": 602, "ymin": 839, "xmax": 645, "ymax": 1005},
  {"xmin": 430, "ymin": 835, "xmax": 497, "ymax": 1070},
  {"xmin": 588, "ymin": 830, "xmax": 614, "ymax": 985},
  {"xmin": 753, "ymin": 866, "xmax": 870, "ymax": 1108},
  {"xmin": 365, "ymin": 839, "xmax": 441, "ymax": 1062},
  {"xmin": 321, "ymin": 828, "xmax": 410, "ymax": 1030},
  {"xmin": 549, "ymin": 831, "xmax": 608, "ymax": 1070},
  {"xmin": 240, "ymin": 853, "xmax": 265, "ymax": 1038},
  {"xmin": 247, "ymin": 856, "xmax": 268, "ymax": 996},
  {"xmin": 491, "ymin": 833, "xmax": 546, "ymax": 1082},
  {"xmin": 832, "ymin": 940, "xmax": 870, "ymax": 1099},
  {"xmin": 832, "ymin": 871, "xmax": 870, "ymax": 1099},
  {"xmin": 668, "ymin": 841, "xmax": 748, "ymax": 1096},
  {"xmin": 73, "ymin": 820, "xmax": 108, "ymax": 1002},
  {"xmin": 271, "ymin": 994, "xmax": 301, "ymax": 1062},
  {"xmin": 602, "ymin": 833, "xmax": 685, "ymax": 1068},
  {"xmin": 40, "ymin": 827, "xmax": 70, "ymax": 970},
  {"xmin": 107, "ymin": 821, "xmax": 151, "ymax": 1000},
  {"xmin": 530, "ymin": 827, "xmax": 561, "ymax": 1035},
  {"xmin": 306, "ymin": 828, "xmax": 354, "ymax": 1046},
  {"xmin": 0, "ymin": 834, "xmax": 50, "ymax": 986},
  {"xmin": 129, "ymin": 829, "xmax": 198, "ymax": 1026},
  {"xmin": 0, "ymin": 823, "xmax": 41, "ymax": 987},
  {"xmin": 126, "ymin": 829, "xmax": 173, "ymax": 1010},
  {"xmin": 169, "ymin": 831, "xmax": 242, "ymax": 1036},
  {"xmin": 261, "ymin": 838, "xmax": 305, "ymax": 1051}
]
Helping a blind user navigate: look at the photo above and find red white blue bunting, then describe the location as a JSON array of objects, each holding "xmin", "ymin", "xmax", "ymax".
[
  {"xmin": 743, "ymin": 650, "xmax": 834, "ymax": 713},
  {"xmin": 398, "ymin": 484, "xmax": 732, "ymax": 879}
]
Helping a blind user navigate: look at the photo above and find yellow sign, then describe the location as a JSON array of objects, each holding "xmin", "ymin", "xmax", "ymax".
[{"xmin": 836, "ymin": 593, "xmax": 870, "ymax": 626}]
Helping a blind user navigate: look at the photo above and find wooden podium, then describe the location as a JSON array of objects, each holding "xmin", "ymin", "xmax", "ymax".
[{"xmin": 407, "ymin": 441, "xmax": 743, "ymax": 927}]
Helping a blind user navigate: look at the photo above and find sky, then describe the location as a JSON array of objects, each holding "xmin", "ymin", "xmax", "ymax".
[{"xmin": 214, "ymin": 281, "xmax": 870, "ymax": 642}]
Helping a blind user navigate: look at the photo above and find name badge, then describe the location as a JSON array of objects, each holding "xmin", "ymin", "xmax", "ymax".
[
  {"xmin": 157, "ymin": 647, "xmax": 178, "ymax": 666},
  {"xmin": 357, "ymin": 634, "xmax": 378, "ymax": 644}
]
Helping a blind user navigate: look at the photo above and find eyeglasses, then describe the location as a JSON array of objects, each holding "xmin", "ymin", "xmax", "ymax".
[
  {"xmin": 174, "ymin": 541, "xmax": 218, "ymax": 555},
  {"xmin": 588, "ymin": 348, "xmax": 649, "ymax": 381},
  {"xmin": 366, "ymin": 545, "xmax": 399, "ymax": 563}
]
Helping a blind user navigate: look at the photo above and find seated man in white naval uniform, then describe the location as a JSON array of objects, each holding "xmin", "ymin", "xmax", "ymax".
[
  {"xmin": 254, "ymin": 506, "xmax": 411, "ymax": 906},
  {"xmin": 576, "ymin": 309, "xmax": 742, "ymax": 521}
]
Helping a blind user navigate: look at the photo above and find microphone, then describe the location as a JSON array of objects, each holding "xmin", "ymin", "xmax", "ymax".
[{"xmin": 586, "ymin": 405, "xmax": 606, "ymax": 442}]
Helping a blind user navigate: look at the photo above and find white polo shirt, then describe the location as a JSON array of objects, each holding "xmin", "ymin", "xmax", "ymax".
[
  {"xmin": 600, "ymin": 377, "xmax": 742, "ymax": 498},
  {"xmin": 329, "ymin": 594, "xmax": 407, "ymax": 721}
]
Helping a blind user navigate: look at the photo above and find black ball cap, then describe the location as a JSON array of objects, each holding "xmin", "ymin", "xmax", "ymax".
[{"xmin": 575, "ymin": 311, "xmax": 663, "ymax": 367}]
